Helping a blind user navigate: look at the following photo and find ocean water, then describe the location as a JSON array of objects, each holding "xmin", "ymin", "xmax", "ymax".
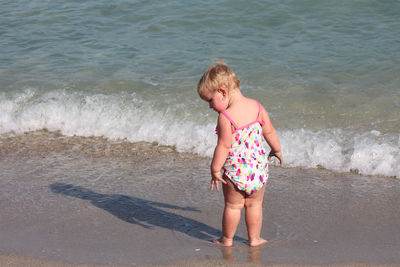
[{"xmin": 1, "ymin": 0, "xmax": 399, "ymax": 177}]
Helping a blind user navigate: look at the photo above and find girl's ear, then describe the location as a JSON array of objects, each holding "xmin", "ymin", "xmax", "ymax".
[{"xmin": 218, "ymin": 86, "xmax": 228, "ymax": 97}]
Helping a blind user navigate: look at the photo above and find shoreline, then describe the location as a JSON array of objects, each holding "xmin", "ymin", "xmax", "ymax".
[
  {"xmin": 1, "ymin": 131, "xmax": 400, "ymax": 266},
  {"xmin": 0, "ymin": 130, "xmax": 397, "ymax": 181}
]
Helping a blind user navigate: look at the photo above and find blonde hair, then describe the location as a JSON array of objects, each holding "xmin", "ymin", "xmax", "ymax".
[{"xmin": 197, "ymin": 60, "xmax": 240, "ymax": 98}]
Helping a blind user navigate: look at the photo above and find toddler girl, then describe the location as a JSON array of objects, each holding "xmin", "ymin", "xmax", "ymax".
[{"xmin": 197, "ymin": 60, "xmax": 283, "ymax": 247}]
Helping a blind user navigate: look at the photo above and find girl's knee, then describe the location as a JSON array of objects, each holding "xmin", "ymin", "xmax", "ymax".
[
  {"xmin": 225, "ymin": 200, "xmax": 244, "ymax": 210},
  {"xmin": 244, "ymin": 198, "xmax": 263, "ymax": 209}
]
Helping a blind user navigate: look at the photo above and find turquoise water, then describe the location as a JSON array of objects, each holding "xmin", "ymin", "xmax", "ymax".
[{"xmin": 1, "ymin": 0, "xmax": 399, "ymax": 177}]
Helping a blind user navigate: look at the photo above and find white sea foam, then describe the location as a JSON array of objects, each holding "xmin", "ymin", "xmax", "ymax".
[
  {"xmin": 1, "ymin": 89, "xmax": 399, "ymax": 178},
  {"xmin": 280, "ymin": 129, "xmax": 400, "ymax": 178}
]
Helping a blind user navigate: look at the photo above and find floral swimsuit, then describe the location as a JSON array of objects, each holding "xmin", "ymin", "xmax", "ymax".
[{"xmin": 219, "ymin": 102, "xmax": 269, "ymax": 195}]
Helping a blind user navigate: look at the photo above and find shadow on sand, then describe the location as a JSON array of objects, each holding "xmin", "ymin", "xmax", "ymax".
[{"xmin": 50, "ymin": 182, "xmax": 246, "ymax": 243}]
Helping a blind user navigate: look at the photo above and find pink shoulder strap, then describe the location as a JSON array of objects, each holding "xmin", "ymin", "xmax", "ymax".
[
  {"xmin": 220, "ymin": 111, "xmax": 238, "ymax": 130},
  {"xmin": 256, "ymin": 101, "xmax": 261, "ymax": 121},
  {"xmin": 256, "ymin": 101, "xmax": 265, "ymax": 126}
]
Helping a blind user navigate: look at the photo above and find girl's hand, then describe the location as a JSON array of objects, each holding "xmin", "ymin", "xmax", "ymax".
[
  {"xmin": 210, "ymin": 170, "xmax": 227, "ymax": 192},
  {"xmin": 268, "ymin": 150, "xmax": 283, "ymax": 166}
]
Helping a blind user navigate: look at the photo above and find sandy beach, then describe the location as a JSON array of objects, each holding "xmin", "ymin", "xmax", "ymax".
[
  {"xmin": 2, "ymin": 255, "xmax": 400, "ymax": 267},
  {"xmin": 1, "ymin": 131, "xmax": 400, "ymax": 266}
]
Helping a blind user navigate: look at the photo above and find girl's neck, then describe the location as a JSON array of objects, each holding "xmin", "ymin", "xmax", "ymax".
[{"xmin": 227, "ymin": 89, "xmax": 243, "ymax": 108}]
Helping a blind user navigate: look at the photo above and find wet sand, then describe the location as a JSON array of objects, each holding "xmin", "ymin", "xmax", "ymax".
[
  {"xmin": 1, "ymin": 131, "xmax": 400, "ymax": 266},
  {"xmin": 2, "ymin": 255, "xmax": 400, "ymax": 267}
]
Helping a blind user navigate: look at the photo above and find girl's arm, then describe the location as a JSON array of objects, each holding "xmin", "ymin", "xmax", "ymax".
[
  {"xmin": 210, "ymin": 113, "xmax": 232, "ymax": 191},
  {"xmin": 260, "ymin": 106, "xmax": 283, "ymax": 165}
]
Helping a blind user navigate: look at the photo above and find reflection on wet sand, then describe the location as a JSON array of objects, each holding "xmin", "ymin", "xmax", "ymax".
[{"xmin": 219, "ymin": 245, "xmax": 262, "ymax": 263}]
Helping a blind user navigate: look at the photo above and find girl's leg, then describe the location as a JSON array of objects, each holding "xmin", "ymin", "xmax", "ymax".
[
  {"xmin": 215, "ymin": 176, "xmax": 245, "ymax": 246},
  {"xmin": 244, "ymin": 185, "xmax": 267, "ymax": 246}
]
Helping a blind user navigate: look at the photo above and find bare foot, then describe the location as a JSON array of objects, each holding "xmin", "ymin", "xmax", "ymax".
[
  {"xmin": 213, "ymin": 237, "xmax": 233, "ymax": 247},
  {"xmin": 249, "ymin": 238, "xmax": 268, "ymax": 247}
]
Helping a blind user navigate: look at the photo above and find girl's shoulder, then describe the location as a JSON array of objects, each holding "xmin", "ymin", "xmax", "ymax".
[
  {"xmin": 244, "ymin": 98, "xmax": 270, "ymax": 121},
  {"xmin": 235, "ymin": 97, "xmax": 259, "ymax": 109},
  {"xmin": 243, "ymin": 97, "xmax": 264, "ymax": 113},
  {"xmin": 225, "ymin": 97, "xmax": 264, "ymax": 128}
]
